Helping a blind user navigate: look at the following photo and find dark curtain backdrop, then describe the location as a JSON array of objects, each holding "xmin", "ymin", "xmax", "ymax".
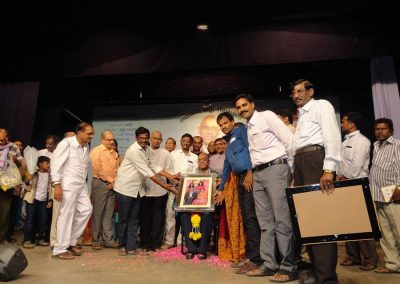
[
  {"xmin": 0, "ymin": 82, "xmax": 39, "ymax": 145},
  {"xmin": 2, "ymin": 22, "xmax": 378, "ymax": 81}
]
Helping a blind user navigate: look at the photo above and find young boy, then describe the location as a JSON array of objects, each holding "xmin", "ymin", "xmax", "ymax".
[{"xmin": 22, "ymin": 156, "xmax": 52, "ymax": 248}]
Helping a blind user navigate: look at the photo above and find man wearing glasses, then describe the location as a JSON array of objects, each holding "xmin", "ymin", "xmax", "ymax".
[
  {"xmin": 90, "ymin": 131, "xmax": 119, "ymax": 250},
  {"xmin": 291, "ymin": 79, "xmax": 341, "ymax": 284}
]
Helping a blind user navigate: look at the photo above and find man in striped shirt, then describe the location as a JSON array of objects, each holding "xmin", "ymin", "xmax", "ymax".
[{"xmin": 369, "ymin": 118, "xmax": 400, "ymax": 274}]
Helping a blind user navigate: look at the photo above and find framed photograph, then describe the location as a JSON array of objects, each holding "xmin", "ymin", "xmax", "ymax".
[
  {"xmin": 285, "ymin": 177, "xmax": 381, "ymax": 245},
  {"xmin": 174, "ymin": 174, "xmax": 216, "ymax": 212}
]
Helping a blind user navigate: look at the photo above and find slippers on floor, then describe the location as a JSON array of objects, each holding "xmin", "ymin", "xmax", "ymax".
[
  {"xmin": 270, "ymin": 269, "xmax": 299, "ymax": 283},
  {"xmin": 339, "ymin": 259, "xmax": 360, "ymax": 266},
  {"xmin": 374, "ymin": 267, "xmax": 400, "ymax": 274}
]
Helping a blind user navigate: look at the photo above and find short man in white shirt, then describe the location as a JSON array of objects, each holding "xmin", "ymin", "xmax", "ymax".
[
  {"xmin": 38, "ymin": 135, "xmax": 59, "ymax": 159},
  {"xmin": 51, "ymin": 122, "xmax": 94, "ymax": 260},
  {"xmin": 276, "ymin": 108, "xmax": 296, "ymax": 134},
  {"xmin": 337, "ymin": 113, "xmax": 378, "ymax": 271},
  {"xmin": 163, "ymin": 133, "xmax": 198, "ymax": 249},
  {"xmin": 114, "ymin": 127, "xmax": 178, "ymax": 256},
  {"xmin": 140, "ymin": 131, "xmax": 173, "ymax": 252},
  {"xmin": 235, "ymin": 94, "xmax": 297, "ymax": 282},
  {"xmin": 291, "ymin": 79, "xmax": 341, "ymax": 284}
]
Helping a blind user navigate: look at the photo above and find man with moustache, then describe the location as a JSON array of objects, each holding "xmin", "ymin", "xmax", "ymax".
[
  {"xmin": 209, "ymin": 138, "xmax": 227, "ymax": 174},
  {"xmin": 51, "ymin": 122, "xmax": 95, "ymax": 259},
  {"xmin": 370, "ymin": 118, "xmax": 400, "ymax": 274},
  {"xmin": 162, "ymin": 133, "xmax": 198, "ymax": 249},
  {"xmin": 235, "ymin": 94, "xmax": 297, "ymax": 282},
  {"xmin": 192, "ymin": 136, "xmax": 203, "ymax": 156},
  {"xmin": 90, "ymin": 131, "xmax": 119, "ymax": 250},
  {"xmin": 114, "ymin": 127, "xmax": 178, "ymax": 256},
  {"xmin": 337, "ymin": 113, "xmax": 378, "ymax": 271},
  {"xmin": 291, "ymin": 79, "xmax": 341, "ymax": 284},
  {"xmin": 214, "ymin": 112, "xmax": 263, "ymax": 274}
]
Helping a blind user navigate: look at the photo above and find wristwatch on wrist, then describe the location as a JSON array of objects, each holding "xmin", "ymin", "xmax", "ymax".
[
  {"xmin": 323, "ymin": 169, "xmax": 335, "ymax": 174},
  {"xmin": 52, "ymin": 181, "xmax": 61, "ymax": 186}
]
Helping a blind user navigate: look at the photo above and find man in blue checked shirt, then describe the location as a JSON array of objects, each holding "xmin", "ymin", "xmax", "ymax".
[{"xmin": 214, "ymin": 112, "xmax": 263, "ymax": 274}]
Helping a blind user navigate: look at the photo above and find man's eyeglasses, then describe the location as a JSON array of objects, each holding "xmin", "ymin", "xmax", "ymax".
[{"xmin": 290, "ymin": 89, "xmax": 306, "ymax": 97}]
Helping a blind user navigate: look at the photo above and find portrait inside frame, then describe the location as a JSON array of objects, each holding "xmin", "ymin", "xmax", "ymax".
[
  {"xmin": 174, "ymin": 174, "xmax": 216, "ymax": 212},
  {"xmin": 285, "ymin": 177, "xmax": 381, "ymax": 245}
]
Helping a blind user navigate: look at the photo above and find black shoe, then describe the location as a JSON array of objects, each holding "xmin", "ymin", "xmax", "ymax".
[
  {"xmin": 197, "ymin": 253, "xmax": 207, "ymax": 260},
  {"xmin": 185, "ymin": 252, "xmax": 195, "ymax": 260},
  {"xmin": 297, "ymin": 260, "xmax": 313, "ymax": 270}
]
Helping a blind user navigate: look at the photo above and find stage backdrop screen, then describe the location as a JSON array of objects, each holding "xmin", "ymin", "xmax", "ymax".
[{"xmin": 91, "ymin": 97, "xmax": 340, "ymax": 156}]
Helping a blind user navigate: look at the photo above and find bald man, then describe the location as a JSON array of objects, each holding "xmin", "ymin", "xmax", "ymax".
[
  {"xmin": 90, "ymin": 131, "xmax": 119, "ymax": 249},
  {"xmin": 139, "ymin": 131, "xmax": 173, "ymax": 251}
]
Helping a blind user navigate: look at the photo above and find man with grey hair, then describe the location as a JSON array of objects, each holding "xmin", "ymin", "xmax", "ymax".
[
  {"xmin": 140, "ymin": 131, "xmax": 173, "ymax": 252},
  {"xmin": 90, "ymin": 131, "xmax": 119, "ymax": 250}
]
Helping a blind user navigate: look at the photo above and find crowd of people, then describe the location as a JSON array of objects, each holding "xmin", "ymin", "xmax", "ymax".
[{"xmin": 0, "ymin": 78, "xmax": 399, "ymax": 284}]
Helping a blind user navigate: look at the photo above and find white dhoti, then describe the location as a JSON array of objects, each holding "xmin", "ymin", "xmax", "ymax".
[{"xmin": 52, "ymin": 189, "xmax": 92, "ymax": 255}]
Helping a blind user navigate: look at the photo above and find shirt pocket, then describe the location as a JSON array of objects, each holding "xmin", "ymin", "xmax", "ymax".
[
  {"xmin": 299, "ymin": 120, "xmax": 316, "ymax": 138},
  {"xmin": 343, "ymin": 147, "xmax": 354, "ymax": 162},
  {"xmin": 250, "ymin": 132, "xmax": 265, "ymax": 149}
]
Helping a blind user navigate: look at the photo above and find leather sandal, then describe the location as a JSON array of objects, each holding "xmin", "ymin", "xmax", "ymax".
[
  {"xmin": 68, "ymin": 246, "xmax": 82, "ymax": 256},
  {"xmin": 359, "ymin": 264, "xmax": 377, "ymax": 271},
  {"xmin": 53, "ymin": 252, "xmax": 74, "ymax": 260},
  {"xmin": 270, "ymin": 270, "xmax": 299, "ymax": 283},
  {"xmin": 339, "ymin": 259, "xmax": 360, "ymax": 266}
]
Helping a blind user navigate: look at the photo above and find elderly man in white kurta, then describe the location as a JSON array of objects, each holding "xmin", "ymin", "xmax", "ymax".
[{"xmin": 51, "ymin": 123, "xmax": 94, "ymax": 260}]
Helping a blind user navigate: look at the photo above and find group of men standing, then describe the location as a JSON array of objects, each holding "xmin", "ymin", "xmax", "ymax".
[{"xmin": 1, "ymin": 77, "xmax": 399, "ymax": 284}]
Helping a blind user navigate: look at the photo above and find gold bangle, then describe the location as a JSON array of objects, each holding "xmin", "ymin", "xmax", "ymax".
[{"xmin": 323, "ymin": 169, "xmax": 335, "ymax": 174}]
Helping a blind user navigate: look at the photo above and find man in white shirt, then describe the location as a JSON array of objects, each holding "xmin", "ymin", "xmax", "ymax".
[
  {"xmin": 235, "ymin": 94, "xmax": 297, "ymax": 282},
  {"xmin": 114, "ymin": 127, "xmax": 178, "ymax": 256},
  {"xmin": 38, "ymin": 135, "xmax": 59, "ymax": 159},
  {"xmin": 276, "ymin": 108, "xmax": 296, "ymax": 134},
  {"xmin": 140, "ymin": 131, "xmax": 173, "ymax": 252},
  {"xmin": 162, "ymin": 133, "xmax": 198, "ymax": 249},
  {"xmin": 51, "ymin": 123, "xmax": 94, "ymax": 260},
  {"xmin": 291, "ymin": 79, "xmax": 341, "ymax": 284},
  {"xmin": 337, "ymin": 113, "xmax": 378, "ymax": 271}
]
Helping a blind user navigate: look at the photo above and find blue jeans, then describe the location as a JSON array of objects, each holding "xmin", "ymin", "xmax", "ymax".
[
  {"xmin": 24, "ymin": 199, "xmax": 48, "ymax": 242},
  {"xmin": 116, "ymin": 192, "xmax": 141, "ymax": 251}
]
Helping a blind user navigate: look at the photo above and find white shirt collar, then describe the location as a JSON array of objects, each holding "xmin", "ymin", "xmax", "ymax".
[
  {"xmin": 344, "ymin": 130, "xmax": 360, "ymax": 140},
  {"xmin": 299, "ymin": 98, "xmax": 315, "ymax": 113}
]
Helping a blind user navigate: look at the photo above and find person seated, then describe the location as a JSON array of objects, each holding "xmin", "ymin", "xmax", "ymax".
[{"xmin": 181, "ymin": 153, "xmax": 220, "ymax": 260}]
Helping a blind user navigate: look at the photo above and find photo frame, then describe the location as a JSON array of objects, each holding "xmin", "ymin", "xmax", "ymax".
[
  {"xmin": 174, "ymin": 174, "xmax": 216, "ymax": 212},
  {"xmin": 285, "ymin": 177, "xmax": 381, "ymax": 245}
]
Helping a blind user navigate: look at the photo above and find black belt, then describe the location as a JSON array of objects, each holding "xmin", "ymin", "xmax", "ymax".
[
  {"xmin": 253, "ymin": 158, "xmax": 288, "ymax": 172},
  {"xmin": 295, "ymin": 145, "xmax": 323, "ymax": 156}
]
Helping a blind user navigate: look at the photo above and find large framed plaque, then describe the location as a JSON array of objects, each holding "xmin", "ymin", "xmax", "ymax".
[
  {"xmin": 285, "ymin": 178, "xmax": 381, "ymax": 245},
  {"xmin": 174, "ymin": 174, "xmax": 216, "ymax": 213}
]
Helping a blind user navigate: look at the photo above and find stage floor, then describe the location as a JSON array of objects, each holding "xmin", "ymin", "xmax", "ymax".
[{"xmin": 9, "ymin": 242, "xmax": 398, "ymax": 284}]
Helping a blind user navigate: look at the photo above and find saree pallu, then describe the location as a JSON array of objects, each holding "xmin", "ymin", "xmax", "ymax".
[{"xmin": 218, "ymin": 173, "xmax": 246, "ymax": 263}]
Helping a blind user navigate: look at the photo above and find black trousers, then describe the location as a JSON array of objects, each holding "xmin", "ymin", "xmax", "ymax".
[
  {"xmin": 237, "ymin": 172, "xmax": 263, "ymax": 264},
  {"xmin": 139, "ymin": 194, "xmax": 168, "ymax": 250},
  {"xmin": 294, "ymin": 148, "xmax": 338, "ymax": 284},
  {"xmin": 181, "ymin": 212, "xmax": 213, "ymax": 254},
  {"xmin": 345, "ymin": 240, "xmax": 378, "ymax": 265}
]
